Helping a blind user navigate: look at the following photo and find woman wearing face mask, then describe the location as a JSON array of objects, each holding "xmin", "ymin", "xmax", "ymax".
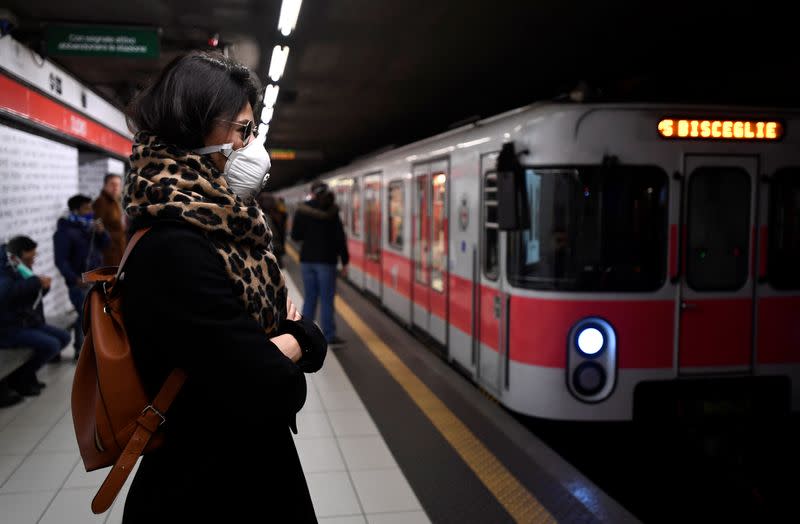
[{"xmin": 118, "ymin": 50, "xmax": 326, "ymax": 522}]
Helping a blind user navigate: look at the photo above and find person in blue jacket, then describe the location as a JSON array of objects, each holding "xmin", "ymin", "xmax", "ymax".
[
  {"xmin": 0, "ymin": 236, "xmax": 71, "ymax": 404},
  {"xmin": 53, "ymin": 194, "xmax": 110, "ymax": 360}
]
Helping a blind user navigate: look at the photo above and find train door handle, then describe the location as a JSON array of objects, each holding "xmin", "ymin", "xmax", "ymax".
[
  {"xmin": 493, "ymin": 296, "xmax": 501, "ymax": 318},
  {"xmin": 680, "ymin": 301, "xmax": 698, "ymax": 311}
]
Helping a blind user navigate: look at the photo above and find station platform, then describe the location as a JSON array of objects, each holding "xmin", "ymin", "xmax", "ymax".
[{"xmin": 0, "ymin": 252, "xmax": 638, "ymax": 524}]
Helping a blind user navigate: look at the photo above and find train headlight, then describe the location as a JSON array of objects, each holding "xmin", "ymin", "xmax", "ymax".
[
  {"xmin": 567, "ymin": 317, "xmax": 617, "ymax": 402},
  {"xmin": 576, "ymin": 327, "xmax": 604, "ymax": 356}
]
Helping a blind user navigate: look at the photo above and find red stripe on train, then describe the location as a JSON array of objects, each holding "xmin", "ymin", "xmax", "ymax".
[
  {"xmin": 509, "ymin": 296, "xmax": 675, "ymax": 368},
  {"xmin": 758, "ymin": 296, "xmax": 800, "ymax": 364},
  {"xmin": 679, "ymin": 298, "xmax": 752, "ymax": 368}
]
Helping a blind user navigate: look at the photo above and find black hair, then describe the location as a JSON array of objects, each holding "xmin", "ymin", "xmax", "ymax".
[
  {"xmin": 126, "ymin": 50, "xmax": 262, "ymax": 149},
  {"xmin": 68, "ymin": 194, "xmax": 92, "ymax": 212},
  {"xmin": 7, "ymin": 235, "xmax": 37, "ymax": 256},
  {"xmin": 104, "ymin": 173, "xmax": 121, "ymax": 184}
]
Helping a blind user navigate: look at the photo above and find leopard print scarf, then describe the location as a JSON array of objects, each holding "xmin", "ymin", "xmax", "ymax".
[{"xmin": 124, "ymin": 132, "xmax": 287, "ymax": 335}]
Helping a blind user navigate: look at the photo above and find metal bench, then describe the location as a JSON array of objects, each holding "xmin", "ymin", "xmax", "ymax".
[{"xmin": 0, "ymin": 311, "xmax": 78, "ymax": 381}]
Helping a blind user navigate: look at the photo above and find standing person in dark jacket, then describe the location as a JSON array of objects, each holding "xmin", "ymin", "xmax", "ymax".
[
  {"xmin": 291, "ymin": 182, "xmax": 350, "ymax": 346},
  {"xmin": 0, "ymin": 236, "xmax": 71, "ymax": 403},
  {"xmin": 53, "ymin": 194, "xmax": 110, "ymax": 361},
  {"xmin": 119, "ymin": 49, "xmax": 326, "ymax": 522}
]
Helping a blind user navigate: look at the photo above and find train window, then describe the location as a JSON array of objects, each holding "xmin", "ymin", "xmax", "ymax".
[
  {"xmin": 414, "ymin": 174, "xmax": 430, "ymax": 285},
  {"xmin": 769, "ymin": 168, "xmax": 800, "ymax": 289},
  {"xmin": 337, "ymin": 186, "xmax": 349, "ymax": 230},
  {"xmin": 351, "ymin": 178, "xmax": 361, "ymax": 237},
  {"xmin": 365, "ymin": 178, "xmax": 381, "ymax": 260},
  {"xmin": 431, "ymin": 172, "xmax": 447, "ymax": 292},
  {"xmin": 687, "ymin": 167, "xmax": 750, "ymax": 291},
  {"xmin": 483, "ymin": 171, "xmax": 499, "ymax": 280},
  {"xmin": 388, "ymin": 180, "xmax": 404, "ymax": 249},
  {"xmin": 507, "ymin": 165, "xmax": 669, "ymax": 291}
]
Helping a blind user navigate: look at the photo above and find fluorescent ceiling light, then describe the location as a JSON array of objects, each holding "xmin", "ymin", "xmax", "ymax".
[
  {"xmin": 258, "ymin": 123, "xmax": 269, "ymax": 137},
  {"xmin": 261, "ymin": 106, "xmax": 274, "ymax": 124},
  {"xmin": 268, "ymin": 46, "xmax": 290, "ymax": 82},
  {"xmin": 278, "ymin": 0, "xmax": 303, "ymax": 36},
  {"xmin": 264, "ymin": 84, "xmax": 280, "ymax": 108}
]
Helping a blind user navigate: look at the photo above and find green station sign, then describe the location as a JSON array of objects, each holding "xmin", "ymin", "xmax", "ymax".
[{"xmin": 46, "ymin": 25, "xmax": 160, "ymax": 59}]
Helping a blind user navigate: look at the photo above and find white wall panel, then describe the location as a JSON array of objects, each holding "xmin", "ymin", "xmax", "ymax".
[{"xmin": 0, "ymin": 124, "xmax": 79, "ymax": 321}]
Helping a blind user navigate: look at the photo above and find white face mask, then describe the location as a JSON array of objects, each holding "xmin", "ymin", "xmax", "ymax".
[{"xmin": 195, "ymin": 134, "xmax": 271, "ymax": 201}]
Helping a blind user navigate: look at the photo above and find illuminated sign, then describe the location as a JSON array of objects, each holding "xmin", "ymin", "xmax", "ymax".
[
  {"xmin": 657, "ymin": 119, "xmax": 783, "ymax": 140},
  {"xmin": 46, "ymin": 25, "xmax": 160, "ymax": 59},
  {"xmin": 269, "ymin": 148, "xmax": 296, "ymax": 160}
]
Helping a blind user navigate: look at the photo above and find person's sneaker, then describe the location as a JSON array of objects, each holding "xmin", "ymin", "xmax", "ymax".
[
  {"xmin": 36, "ymin": 381, "xmax": 46, "ymax": 389},
  {"xmin": 328, "ymin": 336, "xmax": 346, "ymax": 347},
  {"xmin": 0, "ymin": 386, "xmax": 23, "ymax": 408},
  {"xmin": 49, "ymin": 353, "xmax": 62, "ymax": 363},
  {"xmin": 12, "ymin": 382, "xmax": 41, "ymax": 397}
]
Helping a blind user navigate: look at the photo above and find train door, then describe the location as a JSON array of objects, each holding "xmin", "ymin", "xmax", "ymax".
[
  {"xmin": 412, "ymin": 160, "xmax": 449, "ymax": 345},
  {"xmin": 363, "ymin": 173, "xmax": 382, "ymax": 298},
  {"xmin": 429, "ymin": 161, "xmax": 449, "ymax": 346},
  {"xmin": 476, "ymin": 153, "xmax": 505, "ymax": 394},
  {"xmin": 757, "ymin": 168, "xmax": 800, "ymax": 369},
  {"xmin": 678, "ymin": 155, "xmax": 758, "ymax": 372}
]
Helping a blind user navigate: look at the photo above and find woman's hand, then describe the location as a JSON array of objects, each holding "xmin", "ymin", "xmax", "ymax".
[
  {"xmin": 287, "ymin": 296, "xmax": 301, "ymax": 321},
  {"xmin": 271, "ymin": 333, "xmax": 303, "ymax": 363}
]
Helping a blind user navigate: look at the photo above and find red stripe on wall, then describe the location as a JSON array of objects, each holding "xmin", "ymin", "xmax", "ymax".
[{"xmin": 0, "ymin": 73, "xmax": 132, "ymax": 157}]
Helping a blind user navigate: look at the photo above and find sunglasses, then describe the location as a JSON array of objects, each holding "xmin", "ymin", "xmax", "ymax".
[{"xmin": 216, "ymin": 119, "xmax": 257, "ymax": 143}]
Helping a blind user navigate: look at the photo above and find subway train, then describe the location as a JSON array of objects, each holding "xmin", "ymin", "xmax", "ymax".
[{"xmin": 275, "ymin": 102, "xmax": 800, "ymax": 421}]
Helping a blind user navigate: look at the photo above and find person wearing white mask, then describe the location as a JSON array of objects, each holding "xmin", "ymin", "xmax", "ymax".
[{"xmin": 119, "ymin": 50, "xmax": 325, "ymax": 522}]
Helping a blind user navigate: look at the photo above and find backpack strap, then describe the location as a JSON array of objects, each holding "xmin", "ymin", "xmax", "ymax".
[
  {"xmin": 115, "ymin": 227, "xmax": 151, "ymax": 279},
  {"xmin": 91, "ymin": 368, "xmax": 188, "ymax": 514},
  {"xmin": 82, "ymin": 227, "xmax": 151, "ymax": 284}
]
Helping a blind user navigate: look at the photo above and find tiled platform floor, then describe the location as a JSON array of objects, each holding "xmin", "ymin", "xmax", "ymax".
[{"xmin": 0, "ymin": 272, "xmax": 430, "ymax": 524}]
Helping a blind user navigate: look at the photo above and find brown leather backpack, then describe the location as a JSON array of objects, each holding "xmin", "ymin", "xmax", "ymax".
[{"xmin": 71, "ymin": 228, "xmax": 186, "ymax": 514}]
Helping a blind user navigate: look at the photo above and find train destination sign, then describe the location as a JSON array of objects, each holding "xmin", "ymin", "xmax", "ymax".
[
  {"xmin": 46, "ymin": 25, "xmax": 160, "ymax": 59},
  {"xmin": 657, "ymin": 118, "xmax": 782, "ymax": 140}
]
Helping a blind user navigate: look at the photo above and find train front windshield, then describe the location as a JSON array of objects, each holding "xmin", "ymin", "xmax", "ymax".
[{"xmin": 508, "ymin": 166, "xmax": 669, "ymax": 292}]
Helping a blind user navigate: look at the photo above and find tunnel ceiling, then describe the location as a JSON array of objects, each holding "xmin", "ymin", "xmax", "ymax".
[{"xmin": 4, "ymin": 0, "xmax": 798, "ymax": 190}]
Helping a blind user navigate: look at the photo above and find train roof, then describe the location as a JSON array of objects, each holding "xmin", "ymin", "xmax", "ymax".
[{"xmin": 290, "ymin": 100, "xmax": 800, "ymax": 188}]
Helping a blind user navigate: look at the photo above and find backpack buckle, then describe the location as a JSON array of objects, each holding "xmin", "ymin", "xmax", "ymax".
[{"xmin": 141, "ymin": 405, "xmax": 166, "ymax": 426}]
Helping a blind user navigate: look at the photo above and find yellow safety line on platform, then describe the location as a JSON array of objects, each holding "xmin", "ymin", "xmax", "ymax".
[{"xmin": 285, "ymin": 244, "xmax": 555, "ymax": 523}]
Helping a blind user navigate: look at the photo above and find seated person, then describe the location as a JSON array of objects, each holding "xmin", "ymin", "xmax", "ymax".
[{"xmin": 0, "ymin": 236, "xmax": 71, "ymax": 404}]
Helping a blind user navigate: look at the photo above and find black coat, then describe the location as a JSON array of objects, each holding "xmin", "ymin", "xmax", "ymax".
[
  {"xmin": 53, "ymin": 217, "xmax": 110, "ymax": 287},
  {"xmin": 120, "ymin": 221, "xmax": 316, "ymax": 523},
  {"xmin": 290, "ymin": 201, "xmax": 349, "ymax": 266},
  {"xmin": 0, "ymin": 245, "xmax": 47, "ymax": 333}
]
